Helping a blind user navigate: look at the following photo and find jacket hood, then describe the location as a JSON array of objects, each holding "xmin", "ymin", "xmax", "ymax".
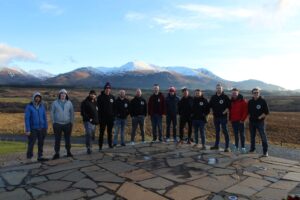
[
  {"xmin": 32, "ymin": 92, "xmax": 42, "ymax": 102},
  {"xmin": 58, "ymin": 89, "xmax": 69, "ymax": 100}
]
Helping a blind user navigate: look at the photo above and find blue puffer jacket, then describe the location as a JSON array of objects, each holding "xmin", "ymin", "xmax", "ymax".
[{"xmin": 25, "ymin": 92, "xmax": 48, "ymax": 132}]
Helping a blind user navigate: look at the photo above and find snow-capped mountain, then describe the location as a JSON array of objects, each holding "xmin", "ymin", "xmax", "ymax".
[{"xmin": 28, "ymin": 69, "xmax": 54, "ymax": 80}]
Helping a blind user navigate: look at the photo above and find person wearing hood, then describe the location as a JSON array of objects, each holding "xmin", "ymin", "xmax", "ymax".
[
  {"xmin": 51, "ymin": 89, "xmax": 74, "ymax": 159},
  {"xmin": 81, "ymin": 90, "xmax": 99, "ymax": 154},
  {"xmin": 148, "ymin": 84, "xmax": 165, "ymax": 142},
  {"xmin": 192, "ymin": 89, "xmax": 210, "ymax": 149},
  {"xmin": 113, "ymin": 90, "xmax": 130, "ymax": 147},
  {"xmin": 209, "ymin": 84, "xmax": 231, "ymax": 152},
  {"xmin": 229, "ymin": 88, "xmax": 248, "ymax": 153},
  {"xmin": 25, "ymin": 92, "xmax": 48, "ymax": 162},
  {"xmin": 97, "ymin": 82, "xmax": 115, "ymax": 150},
  {"xmin": 165, "ymin": 86, "xmax": 180, "ymax": 142},
  {"xmin": 248, "ymin": 88, "xmax": 270, "ymax": 157}
]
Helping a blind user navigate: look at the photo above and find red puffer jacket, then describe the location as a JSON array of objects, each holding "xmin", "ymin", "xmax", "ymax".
[{"xmin": 229, "ymin": 94, "xmax": 248, "ymax": 122}]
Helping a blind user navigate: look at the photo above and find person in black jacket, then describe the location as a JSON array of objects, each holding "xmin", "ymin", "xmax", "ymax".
[
  {"xmin": 209, "ymin": 84, "xmax": 231, "ymax": 152},
  {"xmin": 81, "ymin": 90, "xmax": 99, "ymax": 154},
  {"xmin": 113, "ymin": 90, "xmax": 130, "ymax": 147},
  {"xmin": 178, "ymin": 87, "xmax": 193, "ymax": 144},
  {"xmin": 97, "ymin": 82, "xmax": 115, "ymax": 150},
  {"xmin": 165, "ymin": 86, "xmax": 180, "ymax": 142},
  {"xmin": 130, "ymin": 89, "xmax": 147, "ymax": 144},
  {"xmin": 248, "ymin": 88, "xmax": 270, "ymax": 157},
  {"xmin": 192, "ymin": 89, "xmax": 210, "ymax": 149}
]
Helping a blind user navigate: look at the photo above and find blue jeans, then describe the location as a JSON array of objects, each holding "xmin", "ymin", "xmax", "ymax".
[
  {"xmin": 166, "ymin": 114, "xmax": 177, "ymax": 140},
  {"xmin": 232, "ymin": 121, "xmax": 245, "ymax": 148},
  {"xmin": 249, "ymin": 121, "xmax": 268, "ymax": 153},
  {"xmin": 213, "ymin": 117, "xmax": 230, "ymax": 148},
  {"xmin": 84, "ymin": 121, "xmax": 96, "ymax": 149},
  {"xmin": 27, "ymin": 129, "xmax": 46, "ymax": 159},
  {"xmin": 113, "ymin": 118, "xmax": 126, "ymax": 145},
  {"xmin": 151, "ymin": 114, "xmax": 163, "ymax": 141},
  {"xmin": 193, "ymin": 120, "xmax": 206, "ymax": 145},
  {"xmin": 131, "ymin": 116, "xmax": 145, "ymax": 142}
]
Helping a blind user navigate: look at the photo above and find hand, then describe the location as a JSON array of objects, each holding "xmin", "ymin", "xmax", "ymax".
[{"xmin": 25, "ymin": 132, "xmax": 30, "ymax": 136}]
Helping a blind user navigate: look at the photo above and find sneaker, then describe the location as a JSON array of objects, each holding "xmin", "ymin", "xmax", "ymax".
[
  {"xmin": 130, "ymin": 141, "xmax": 135, "ymax": 145},
  {"xmin": 121, "ymin": 143, "xmax": 126, "ymax": 146},
  {"xmin": 52, "ymin": 153, "xmax": 60, "ymax": 160},
  {"xmin": 109, "ymin": 145, "xmax": 113, "ymax": 149},
  {"xmin": 113, "ymin": 144, "xmax": 117, "ymax": 147},
  {"xmin": 87, "ymin": 148, "xmax": 92, "ymax": 155},
  {"xmin": 37, "ymin": 157, "xmax": 49, "ymax": 162},
  {"xmin": 249, "ymin": 149, "xmax": 256, "ymax": 153},
  {"xmin": 166, "ymin": 138, "xmax": 170, "ymax": 143},
  {"xmin": 210, "ymin": 146, "xmax": 219, "ymax": 150},
  {"xmin": 262, "ymin": 152, "xmax": 269, "ymax": 157},
  {"xmin": 232, "ymin": 146, "xmax": 238, "ymax": 152},
  {"xmin": 67, "ymin": 152, "xmax": 73, "ymax": 157},
  {"xmin": 141, "ymin": 141, "xmax": 146, "ymax": 144},
  {"xmin": 240, "ymin": 148, "xmax": 247, "ymax": 154},
  {"xmin": 224, "ymin": 148, "xmax": 231, "ymax": 152},
  {"xmin": 201, "ymin": 145, "xmax": 207, "ymax": 150}
]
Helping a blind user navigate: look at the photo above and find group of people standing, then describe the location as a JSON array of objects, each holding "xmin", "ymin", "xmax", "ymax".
[{"xmin": 24, "ymin": 82, "xmax": 270, "ymax": 161}]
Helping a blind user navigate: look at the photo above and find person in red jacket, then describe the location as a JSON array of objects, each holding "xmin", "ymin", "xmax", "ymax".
[
  {"xmin": 229, "ymin": 88, "xmax": 248, "ymax": 153},
  {"xmin": 148, "ymin": 84, "xmax": 165, "ymax": 142}
]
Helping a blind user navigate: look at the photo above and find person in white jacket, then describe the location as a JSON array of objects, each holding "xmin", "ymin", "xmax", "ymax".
[{"xmin": 51, "ymin": 89, "xmax": 74, "ymax": 159}]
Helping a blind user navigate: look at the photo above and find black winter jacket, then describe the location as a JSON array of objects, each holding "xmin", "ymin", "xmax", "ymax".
[
  {"xmin": 248, "ymin": 96, "xmax": 269, "ymax": 122},
  {"xmin": 97, "ymin": 91, "xmax": 115, "ymax": 121},
  {"xmin": 130, "ymin": 96, "xmax": 147, "ymax": 117},
  {"xmin": 165, "ymin": 94, "xmax": 180, "ymax": 116},
  {"xmin": 192, "ymin": 96, "xmax": 210, "ymax": 122},
  {"xmin": 115, "ymin": 97, "xmax": 130, "ymax": 119},
  {"xmin": 80, "ymin": 97, "xmax": 99, "ymax": 125},
  {"xmin": 209, "ymin": 92, "xmax": 230, "ymax": 118},
  {"xmin": 178, "ymin": 96, "xmax": 193, "ymax": 117}
]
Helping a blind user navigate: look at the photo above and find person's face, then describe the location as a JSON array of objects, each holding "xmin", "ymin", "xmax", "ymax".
[
  {"xmin": 89, "ymin": 93, "xmax": 96, "ymax": 100},
  {"xmin": 252, "ymin": 90, "xmax": 260, "ymax": 98},
  {"xmin": 195, "ymin": 91, "xmax": 201, "ymax": 97},
  {"xmin": 105, "ymin": 88, "xmax": 111, "ymax": 95},
  {"xmin": 34, "ymin": 96, "xmax": 41, "ymax": 103},
  {"xmin": 153, "ymin": 86, "xmax": 159, "ymax": 94},
  {"xmin": 216, "ymin": 86, "xmax": 223, "ymax": 94},
  {"xmin": 119, "ymin": 90, "xmax": 125, "ymax": 98},
  {"xmin": 60, "ymin": 93, "xmax": 66, "ymax": 101},
  {"xmin": 136, "ymin": 89, "xmax": 142, "ymax": 97},
  {"xmin": 169, "ymin": 91, "xmax": 175, "ymax": 96},
  {"xmin": 183, "ymin": 90, "xmax": 189, "ymax": 97},
  {"xmin": 232, "ymin": 91, "xmax": 239, "ymax": 99}
]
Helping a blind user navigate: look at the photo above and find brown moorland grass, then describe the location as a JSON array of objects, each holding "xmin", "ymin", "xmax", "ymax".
[{"xmin": 0, "ymin": 112, "xmax": 299, "ymax": 148}]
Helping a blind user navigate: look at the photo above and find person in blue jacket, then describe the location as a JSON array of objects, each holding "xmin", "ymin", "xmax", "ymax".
[{"xmin": 24, "ymin": 92, "xmax": 48, "ymax": 162}]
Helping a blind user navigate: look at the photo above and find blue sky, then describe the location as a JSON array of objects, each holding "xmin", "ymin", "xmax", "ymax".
[{"xmin": 1, "ymin": 0, "xmax": 300, "ymax": 89}]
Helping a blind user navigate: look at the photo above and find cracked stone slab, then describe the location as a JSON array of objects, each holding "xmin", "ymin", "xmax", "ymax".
[
  {"xmin": 98, "ymin": 160, "xmax": 138, "ymax": 174},
  {"xmin": 166, "ymin": 157, "xmax": 194, "ymax": 167},
  {"xmin": 269, "ymin": 180, "xmax": 299, "ymax": 191},
  {"xmin": 38, "ymin": 189, "xmax": 85, "ymax": 200},
  {"xmin": 0, "ymin": 163, "xmax": 41, "ymax": 173},
  {"xmin": 255, "ymin": 188, "xmax": 289, "ymax": 200},
  {"xmin": 73, "ymin": 178, "xmax": 98, "ymax": 189},
  {"xmin": 26, "ymin": 176, "xmax": 48, "ymax": 184},
  {"xmin": 40, "ymin": 161, "xmax": 92, "ymax": 175},
  {"xmin": 27, "ymin": 187, "xmax": 45, "ymax": 197},
  {"xmin": 1, "ymin": 171, "xmax": 28, "ymax": 186},
  {"xmin": 91, "ymin": 193, "xmax": 115, "ymax": 200},
  {"xmin": 0, "ymin": 188, "xmax": 31, "ymax": 200},
  {"xmin": 282, "ymin": 172, "xmax": 300, "ymax": 182},
  {"xmin": 85, "ymin": 170, "xmax": 125, "ymax": 183},
  {"xmin": 98, "ymin": 182, "xmax": 120, "ymax": 191},
  {"xmin": 138, "ymin": 177, "xmax": 174, "ymax": 190},
  {"xmin": 61, "ymin": 170, "xmax": 86, "ymax": 182},
  {"xmin": 119, "ymin": 169, "xmax": 156, "ymax": 181},
  {"xmin": 36, "ymin": 180, "xmax": 72, "ymax": 192},
  {"xmin": 117, "ymin": 182, "xmax": 167, "ymax": 200},
  {"xmin": 0, "ymin": 177, "xmax": 5, "ymax": 188},
  {"xmin": 165, "ymin": 184, "xmax": 210, "ymax": 200}
]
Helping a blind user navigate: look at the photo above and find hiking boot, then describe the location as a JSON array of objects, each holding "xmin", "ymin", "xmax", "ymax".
[
  {"xmin": 262, "ymin": 152, "xmax": 269, "ymax": 157},
  {"xmin": 249, "ymin": 149, "xmax": 256, "ymax": 153},
  {"xmin": 52, "ymin": 153, "xmax": 60, "ymax": 160},
  {"xmin": 67, "ymin": 152, "xmax": 73, "ymax": 157},
  {"xmin": 224, "ymin": 148, "xmax": 231, "ymax": 152},
  {"xmin": 87, "ymin": 148, "xmax": 92, "ymax": 155},
  {"xmin": 121, "ymin": 143, "xmax": 126, "ymax": 146},
  {"xmin": 201, "ymin": 145, "xmax": 207, "ymax": 150},
  {"xmin": 210, "ymin": 146, "xmax": 219, "ymax": 150},
  {"xmin": 37, "ymin": 157, "xmax": 49, "ymax": 162},
  {"xmin": 130, "ymin": 141, "xmax": 135, "ymax": 145},
  {"xmin": 240, "ymin": 148, "xmax": 247, "ymax": 154}
]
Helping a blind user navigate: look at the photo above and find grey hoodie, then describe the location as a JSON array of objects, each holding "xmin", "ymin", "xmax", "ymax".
[{"xmin": 50, "ymin": 91, "xmax": 74, "ymax": 125}]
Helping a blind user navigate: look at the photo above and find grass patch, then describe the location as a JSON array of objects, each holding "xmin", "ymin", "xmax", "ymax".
[
  {"xmin": 0, "ymin": 141, "xmax": 27, "ymax": 155},
  {"xmin": 0, "ymin": 97, "xmax": 30, "ymax": 104}
]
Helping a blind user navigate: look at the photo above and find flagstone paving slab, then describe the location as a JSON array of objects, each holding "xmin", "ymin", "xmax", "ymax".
[{"xmin": 0, "ymin": 142, "xmax": 299, "ymax": 200}]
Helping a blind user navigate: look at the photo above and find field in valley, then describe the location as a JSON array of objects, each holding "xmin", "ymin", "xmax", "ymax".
[{"xmin": 0, "ymin": 86, "xmax": 299, "ymax": 148}]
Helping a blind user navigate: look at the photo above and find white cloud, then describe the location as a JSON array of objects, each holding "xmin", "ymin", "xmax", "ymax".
[
  {"xmin": 0, "ymin": 44, "xmax": 37, "ymax": 66},
  {"xmin": 125, "ymin": 12, "xmax": 145, "ymax": 21},
  {"xmin": 40, "ymin": 2, "xmax": 63, "ymax": 15}
]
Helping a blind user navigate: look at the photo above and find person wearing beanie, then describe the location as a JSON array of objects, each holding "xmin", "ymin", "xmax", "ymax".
[
  {"xmin": 97, "ymin": 82, "xmax": 115, "ymax": 150},
  {"xmin": 148, "ymin": 84, "xmax": 165, "ymax": 142},
  {"xmin": 51, "ymin": 89, "xmax": 74, "ymax": 159},
  {"xmin": 113, "ymin": 90, "xmax": 130, "ymax": 147},
  {"xmin": 178, "ymin": 87, "xmax": 193, "ymax": 144},
  {"xmin": 81, "ymin": 90, "xmax": 99, "ymax": 154},
  {"xmin": 165, "ymin": 86, "xmax": 180, "ymax": 142},
  {"xmin": 192, "ymin": 89, "xmax": 210, "ymax": 149},
  {"xmin": 24, "ymin": 92, "xmax": 48, "ymax": 162},
  {"xmin": 209, "ymin": 84, "xmax": 231, "ymax": 152},
  {"xmin": 229, "ymin": 88, "xmax": 248, "ymax": 154}
]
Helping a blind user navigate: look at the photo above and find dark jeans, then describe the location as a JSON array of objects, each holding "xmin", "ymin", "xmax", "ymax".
[
  {"xmin": 232, "ymin": 121, "xmax": 245, "ymax": 148},
  {"xmin": 213, "ymin": 117, "xmax": 230, "ymax": 148},
  {"xmin": 151, "ymin": 114, "xmax": 163, "ymax": 141},
  {"xmin": 53, "ymin": 123, "xmax": 72, "ymax": 154},
  {"xmin": 166, "ymin": 114, "xmax": 177, "ymax": 140},
  {"xmin": 179, "ymin": 115, "xmax": 192, "ymax": 141},
  {"xmin": 193, "ymin": 120, "xmax": 206, "ymax": 145},
  {"xmin": 113, "ymin": 118, "xmax": 127, "ymax": 145},
  {"xmin": 249, "ymin": 121, "xmax": 268, "ymax": 153},
  {"xmin": 99, "ymin": 118, "xmax": 114, "ymax": 149},
  {"xmin": 84, "ymin": 121, "xmax": 96, "ymax": 149},
  {"xmin": 27, "ymin": 129, "xmax": 46, "ymax": 159},
  {"xmin": 131, "ymin": 115, "xmax": 145, "ymax": 142}
]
